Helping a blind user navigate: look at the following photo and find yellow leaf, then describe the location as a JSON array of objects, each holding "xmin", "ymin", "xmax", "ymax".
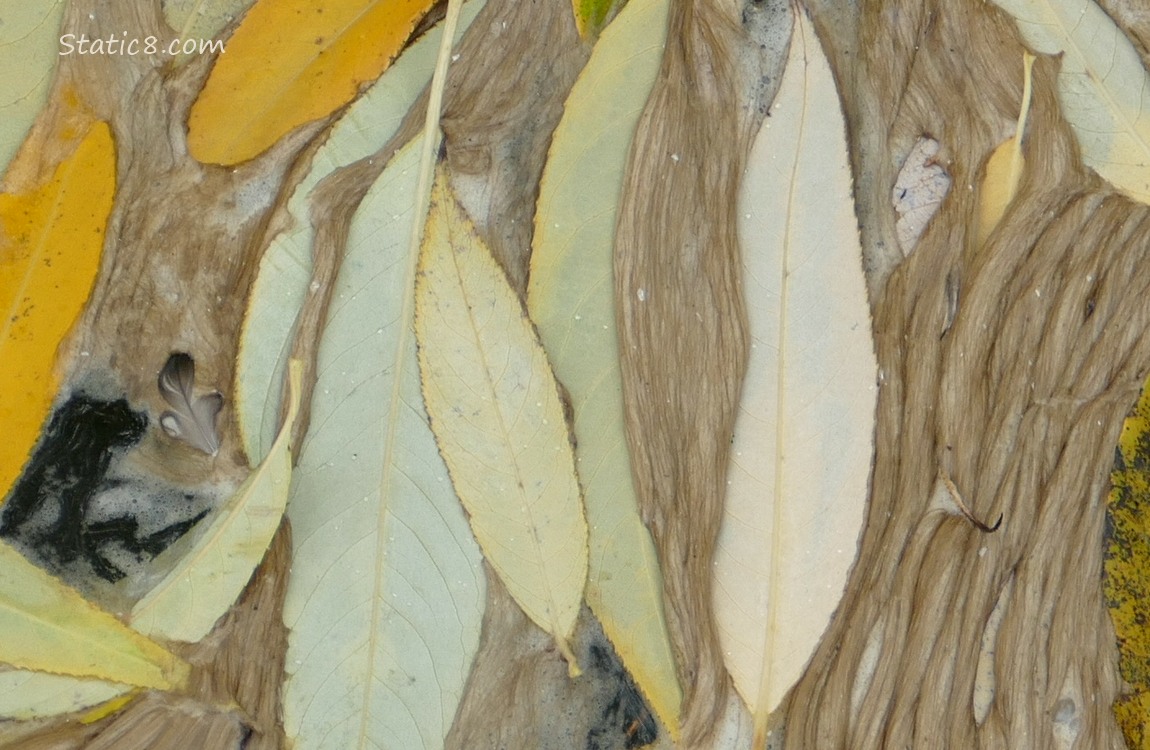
[
  {"xmin": 528, "ymin": 0, "xmax": 681, "ymax": 734},
  {"xmin": 976, "ymin": 52, "xmax": 1034, "ymax": 248},
  {"xmin": 714, "ymin": 7, "xmax": 876, "ymax": 744},
  {"xmin": 0, "ymin": 121, "xmax": 115, "ymax": 502},
  {"xmin": 130, "ymin": 360, "xmax": 302, "ymax": 642},
  {"xmin": 989, "ymin": 0, "xmax": 1150, "ymax": 204},
  {"xmin": 416, "ymin": 167, "xmax": 588, "ymax": 674},
  {"xmin": 1107, "ymin": 373, "xmax": 1150, "ymax": 749},
  {"xmin": 186, "ymin": 0, "xmax": 437, "ymax": 165},
  {"xmin": 0, "ymin": 541, "xmax": 188, "ymax": 689},
  {"xmin": 0, "ymin": 1, "xmax": 66, "ymax": 177}
]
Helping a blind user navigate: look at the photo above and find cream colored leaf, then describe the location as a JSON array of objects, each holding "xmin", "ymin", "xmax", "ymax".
[
  {"xmin": 281, "ymin": 136, "xmax": 484, "ymax": 750},
  {"xmin": 236, "ymin": 0, "xmax": 486, "ymax": 463},
  {"xmin": 130, "ymin": 360, "xmax": 302, "ymax": 642},
  {"xmin": 417, "ymin": 168, "xmax": 588, "ymax": 673},
  {"xmin": 977, "ymin": 52, "xmax": 1034, "ymax": 248},
  {"xmin": 0, "ymin": 541, "xmax": 188, "ymax": 690},
  {"xmin": 0, "ymin": 670, "xmax": 129, "ymax": 720},
  {"xmin": 527, "ymin": 0, "xmax": 680, "ymax": 733},
  {"xmin": 989, "ymin": 0, "xmax": 1150, "ymax": 203},
  {"xmin": 714, "ymin": 8, "xmax": 877, "ymax": 742},
  {"xmin": 0, "ymin": 2, "xmax": 65, "ymax": 177}
]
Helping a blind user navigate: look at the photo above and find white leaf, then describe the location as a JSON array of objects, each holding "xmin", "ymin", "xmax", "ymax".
[
  {"xmin": 235, "ymin": 0, "xmax": 486, "ymax": 463},
  {"xmin": 130, "ymin": 360, "xmax": 302, "ymax": 642},
  {"xmin": 0, "ymin": 669, "xmax": 128, "ymax": 721},
  {"xmin": 989, "ymin": 0, "xmax": 1150, "ymax": 203},
  {"xmin": 714, "ymin": 7, "xmax": 877, "ymax": 740},
  {"xmin": 527, "ymin": 0, "xmax": 681, "ymax": 732},
  {"xmin": 281, "ymin": 137, "xmax": 485, "ymax": 750}
]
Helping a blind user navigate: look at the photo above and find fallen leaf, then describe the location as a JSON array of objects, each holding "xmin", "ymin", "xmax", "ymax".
[
  {"xmin": 236, "ymin": 0, "xmax": 487, "ymax": 463},
  {"xmin": 0, "ymin": 120, "xmax": 115, "ymax": 502},
  {"xmin": 989, "ymin": 0, "xmax": 1150, "ymax": 204},
  {"xmin": 713, "ymin": 7, "xmax": 877, "ymax": 743},
  {"xmin": 417, "ymin": 166, "xmax": 588, "ymax": 674},
  {"xmin": 976, "ymin": 52, "xmax": 1034, "ymax": 248},
  {"xmin": 161, "ymin": 0, "xmax": 252, "ymax": 65},
  {"xmin": 186, "ymin": 0, "xmax": 438, "ymax": 165},
  {"xmin": 0, "ymin": 669, "xmax": 130, "ymax": 721},
  {"xmin": 0, "ymin": 2, "xmax": 65, "ymax": 177},
  {"xmin": 0, "ymin": 541, "xmax": 188, "ymax": 690},
  {"xmin": 571, "ymin": 0, "xmax": 618, "ymax": 39},
  {"xmin": 528, "ymin": 0, "xmax": 680, "ymax": 733},
  {"xmin": 281, "ymin": 137, "xmax": 485, "ymax": 750},
  {"xmin": 1106, "ymin": 372, "xmax": 1150, "ymax": 749},
  {"xmin": 130, "ymin": 360, "xmax": 302, "ymax": 642},
  {"xmin": 892, "ymin": 137, "xmax": 950, "ymax": 256}
]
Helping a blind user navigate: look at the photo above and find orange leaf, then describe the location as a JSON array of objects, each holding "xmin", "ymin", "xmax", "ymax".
[
  {"xmin": 0, "ymin": 121, "xmax": 115, "ymax": 500},
  {"xmin": 187, "ymin": 0, "xmax": 436, "ymax": 165}
]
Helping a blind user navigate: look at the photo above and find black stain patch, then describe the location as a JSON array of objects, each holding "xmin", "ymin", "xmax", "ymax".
[
  {"xmin": 584, "ymin": 643, "xmax": 659, "ymax": 750},
  {"xmin": 0, "ymin": 394, "xmax": 207, "ymax": 585}
]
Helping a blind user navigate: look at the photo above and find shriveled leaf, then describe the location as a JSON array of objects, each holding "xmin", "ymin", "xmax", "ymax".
[
  {"xmin": 714, "ymin": 8, "xmax": 877, "ymax": 742},
  {"xmin": 0, "ymin": 670, "xmax": 130, "ymax": 721},
  {"xmin": 989, "ymin": 0, "xmax": 1150, "ymax": 204},
  {"xmin": 0, "ymin": 541, "xmax": 188, "ymax": 689},
  {"xmin": 528, "ymin": 0, "xmax": 680, "ymax": 733},
  {"xmin": 282, "ymin": 138, "xmax": 484, "ymax": 750},
  {"xmin": 131, "ymin": 360, "xmax": 302, "ymax": 642},
  {"xmin": 187, "ymin": 0, "xmax": 437, "ymax": 165},
  {"xmin": 0, "ymin": 2, "xmax": 65, "ymax": 177},
  {"xmin": 417, "ymin": 167, "xmax": 588, "ymax": 673},
  {"xmin": 976, "ymin": 52, "xmax": 1034, "ymax": 248},
  {"xmin": 1106, "ymin": 372, "xmax": 1150, "ymax": 749},
  {"xmin": 236, "ymin": 0, "xmax": 487, "ymax": 463},
  {"xmin": 161, "ymin": 0, "xmax": 251, "ymax": 65},
  {"xmin": 892, "ymin": 137, "xmax": 950, "ymax": 256},
  {"xmin": 0, "ymin": 121, "xmax": 115, "ymax": 501}
]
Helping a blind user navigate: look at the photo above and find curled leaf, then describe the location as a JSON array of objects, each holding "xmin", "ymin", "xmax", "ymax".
[{"xmin": 158, "ymin": 352, "xmax": 223, "ymax": 456}]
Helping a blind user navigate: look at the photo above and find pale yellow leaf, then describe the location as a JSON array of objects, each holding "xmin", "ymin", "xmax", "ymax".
[
  {"xmin": 129, "ymin": 360, "xmax": 302, "ymax": 642},
  {"xmin": 236, "ymin": 0, "xmax": 487, "ymax": 463},
  {"xmin": 0, "ymin": 541, "xmax": 188, "ymax": 690},
  {"xmin": 0, "ymin": 670, "xmax": 129, "ymax": 720},
  {"xmin": 714, "ymin": 7, "xmax": 877, "ymax": 743},
  {"xmin": 281, "ymin": 136, "xmax": 484, "ymax": 750},
  {"xmin": 0, "ymin": 1, "xmax": 65, "ymax": 177},
  {"xmin": 976, "ymin": 52, "xmax": 1034, "ymax": 248},
  {"xmin": 989, "ymin": 0, "xmax": 1150, "ymax": 203},
  {"xmin": 417, "ymin": 167, "xmax": 588, "ymax": 673},
  {"xmin": 528, "ymin": 0, "xmax": 681, "ymax": 734}
]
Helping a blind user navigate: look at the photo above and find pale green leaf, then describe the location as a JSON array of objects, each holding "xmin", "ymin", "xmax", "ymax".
[
  {"xmin": 0, "ymin": 1, "xmax": 65, "ymax": 178},
  {"xmin": 527, "ymin": 0, "xmax": 680, "ymax": 733},
  {"xmin": 989, "ymin": 0, "xmax": 1150, "ymax": 204},
  {"xmin": 236, "ymin": 0, "xmax": 486, "ymax": 463},
  {"xmin": 417, "ymin": 168, "xmax": 588, "ymax": 672},
  {"xmin": 281, "ymin": 137, "xmax": 484, "ymax": 750},
  {"xmin": 0, "ymin": 670, "xmax": 129, "ymax": 721},
  {"xmin": 129, "ymin": 360, "xmax": 302, "ymax": 642},
  {"xmin": 713, "ymin": 8, "xmax": 877, "ymax": 743},
  {"xmin": 0, "ymin": 541, "xmax": 188, "ymax": 690},
  {"xmin": 161, "ymin": 0, "xmax": 251, "ymax": 65}
]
